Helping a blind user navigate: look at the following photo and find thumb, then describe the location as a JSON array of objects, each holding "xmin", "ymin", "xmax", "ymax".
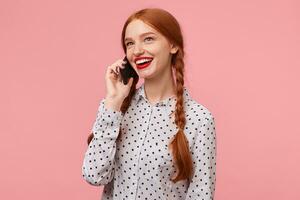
[{"xmin": 127, "ymin": 77, "xmax": 134, "ymax": 87}]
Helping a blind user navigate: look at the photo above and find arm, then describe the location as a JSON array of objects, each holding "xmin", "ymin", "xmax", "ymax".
[
  {"xmin": 81, "ymin": 98, "xmax": 124, "ymax": 186},
  {"xmin": 185, "ymin": 116, "xmax": 217, "ymax": 200}
]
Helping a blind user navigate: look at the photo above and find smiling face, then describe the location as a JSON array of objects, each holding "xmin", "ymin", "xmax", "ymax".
[{"xmin": 124, "ymin": 19, "xmax": 178, "ymax": 80}]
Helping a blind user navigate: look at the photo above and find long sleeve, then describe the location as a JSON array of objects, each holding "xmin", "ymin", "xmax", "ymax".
[
  {"xmin": 82, "ymin": 98, "xmax": 124, "ymax": 186},
  {"xmin": 185, "ymin": 115, "xmax": 217, "ymax": 200}
]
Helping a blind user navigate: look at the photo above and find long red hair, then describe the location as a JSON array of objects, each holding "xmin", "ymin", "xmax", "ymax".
[{"xmin": 87, "ymin": 8, "xmax": 193, "ymax": 183}]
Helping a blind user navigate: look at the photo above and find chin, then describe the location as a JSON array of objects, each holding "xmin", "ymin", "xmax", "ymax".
[
  {"xmin": 139, "ymin": 72, "xmax": 158, "ymax": 80},
  {"xmin": 136, "ymin": 63, "xmax": 159, "ymax": 79}
]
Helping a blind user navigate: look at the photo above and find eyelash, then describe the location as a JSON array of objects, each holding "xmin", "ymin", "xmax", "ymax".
[{"xmin": 126, "ymin": 37, "xmax": 154, "ymax": 47}]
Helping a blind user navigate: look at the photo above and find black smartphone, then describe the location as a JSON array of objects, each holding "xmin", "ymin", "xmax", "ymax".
[{"xmin": 119, "ymin": 56, "xmax": 138, "ymax": 85}]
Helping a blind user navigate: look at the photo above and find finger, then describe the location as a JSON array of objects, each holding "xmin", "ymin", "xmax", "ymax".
[
  {"xmin": 116, "ymin": 59, "xmax": 126, "ymax": 65},
  {"xmin": 120, "ymin": 61, "xmax": 126, "ymax": 69},
  {"xmin": 112, "ymin": 62, "xmax": 124, "ymax": 72},
  {"xmin": 108, "ymin": 67, "xmax": 118, "ymax": 77},
  {"xmin": 107, "ymin": 59, "xmax": 126, "ymax": 76},
  {"xmin": 108, "ymin": 66, "xmax": 119, "ymax": 75},
  {"xmin": 127, "ymin": 77, "xmax": 134, "ymax": 87},
  {"xmin": 106, "ymin": 66, "xmax": 113, "ymax": 77},
  {"xmin": 117, "ymin": 69, "xmax": 123, "ymax": 82},
  {"xmin": 118, "ymin": 59, "xmax": 127, "ymax": 67},
  {"xmin": 120, "ymin": 62, "xmax": 125, "ymax": 68}
]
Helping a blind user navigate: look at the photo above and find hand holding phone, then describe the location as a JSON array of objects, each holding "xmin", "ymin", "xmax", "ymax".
[{"xmin": 104, "ymin": 58, "xmax": 136, "ymax": 111}]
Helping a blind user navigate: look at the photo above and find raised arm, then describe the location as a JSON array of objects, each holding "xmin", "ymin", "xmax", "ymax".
[{"xmin": 81, "ymin": 98, "xmax": 124, "ymax": 186}]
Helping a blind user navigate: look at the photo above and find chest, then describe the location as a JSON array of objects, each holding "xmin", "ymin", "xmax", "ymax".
[{"xmin": 116, "ymin": 105, "xmax": 177, "ymax": 169}]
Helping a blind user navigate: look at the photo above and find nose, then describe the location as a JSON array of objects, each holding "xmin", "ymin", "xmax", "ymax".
[{"xmin": 133, "ymin": 43, "xmax": 145, "ymax": 56}]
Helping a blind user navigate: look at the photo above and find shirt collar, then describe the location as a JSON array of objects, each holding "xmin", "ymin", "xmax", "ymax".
[{"xmin": 132, "ymin": 83, "xmax": 192, "ymax": 116}]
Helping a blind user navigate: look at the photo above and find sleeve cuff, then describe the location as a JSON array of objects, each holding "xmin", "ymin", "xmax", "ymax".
[{"xmin": 91, "ymin": 98, "xmax": 124, "ymax": 138}]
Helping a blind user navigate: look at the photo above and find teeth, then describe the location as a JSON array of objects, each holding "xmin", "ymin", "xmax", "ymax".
[{"xmin": 136, "ymin": 58, "xmax": 152, "ymax": 65}]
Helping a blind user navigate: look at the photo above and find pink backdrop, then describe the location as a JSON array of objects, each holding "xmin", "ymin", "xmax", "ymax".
[{"xmin": 1, "ymin": 0, "xmax": 299, "ymax": 199}]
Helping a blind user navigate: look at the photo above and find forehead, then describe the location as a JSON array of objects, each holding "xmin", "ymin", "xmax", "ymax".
[{"xmin": 125, "ymin": 19, "xmax": 160, "ymax": 40}]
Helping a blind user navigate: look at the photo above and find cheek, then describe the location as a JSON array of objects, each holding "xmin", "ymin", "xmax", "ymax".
[
  {"xmin": 155, "ymin": 51, "xmax": 171, "ymax": 66},
  {"xmin": 153, "ymin": 44, "xmax": 170, "ymax": 57},
  {"xmin": 148, "ymin": 45, "xmax": 161, "ymax": 55}
]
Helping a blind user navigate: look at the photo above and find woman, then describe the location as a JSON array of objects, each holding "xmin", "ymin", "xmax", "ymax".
[{"xmin": 82, "ymin": 8, "xmax": 217, "ymax": 200}]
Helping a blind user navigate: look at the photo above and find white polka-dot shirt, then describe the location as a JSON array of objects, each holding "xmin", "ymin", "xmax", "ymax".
[{"xmin": 82, "ymin": 83, "xmax": 217, "ymax": 200}]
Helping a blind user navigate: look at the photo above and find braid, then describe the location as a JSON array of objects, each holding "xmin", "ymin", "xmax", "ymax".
[{"xmin": 169, "ymin": 50, "xmax": 194, "ymax": 183}]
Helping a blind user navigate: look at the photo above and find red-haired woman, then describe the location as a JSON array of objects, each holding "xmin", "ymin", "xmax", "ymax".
[{"xmin": 82, "ymin": 8, "xmax": 217, "ymax": 200}]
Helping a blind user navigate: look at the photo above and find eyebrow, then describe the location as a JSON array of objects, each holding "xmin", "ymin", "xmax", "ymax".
[{"xmin": 124, "ymin": 32, "xmax": 156, "ymax": 42}]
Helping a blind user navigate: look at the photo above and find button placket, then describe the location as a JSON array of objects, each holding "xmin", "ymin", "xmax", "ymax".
[{"xmin": 135, "ymin": 104, "xmax": 153, "ymax": 178}]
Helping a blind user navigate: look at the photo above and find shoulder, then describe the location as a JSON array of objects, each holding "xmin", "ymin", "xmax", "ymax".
[
  {"xmin": 182, "ymin": 86, "xmax": 214, "ymax": 121},
  {"xmin": 184, "ymin": 97, "xmax": 215, "ymax": 127},
  {"xmin": 183, "ymin": 98, "xmax": 217, "ymax": 151}
]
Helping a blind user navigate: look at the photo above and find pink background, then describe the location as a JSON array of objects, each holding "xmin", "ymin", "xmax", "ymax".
[{"xmin": 1, "ymin": 0, "xmax": 299, "ymax": 199}]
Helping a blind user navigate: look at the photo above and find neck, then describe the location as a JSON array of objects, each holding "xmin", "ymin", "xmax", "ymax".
[{"xmin": 143, "ymin": 67, "xmax": 177, "ymax": 105}]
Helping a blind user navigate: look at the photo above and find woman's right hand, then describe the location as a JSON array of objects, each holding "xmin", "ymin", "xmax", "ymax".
[{"xmin": 104, "ymin": 58, "xmax": 134, "ymax": 111}]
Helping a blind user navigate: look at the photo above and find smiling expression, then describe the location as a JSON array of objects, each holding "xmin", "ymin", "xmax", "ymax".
[{"xmin": 124, "ymin": 19, "xmax": 177, "ymax": 79}]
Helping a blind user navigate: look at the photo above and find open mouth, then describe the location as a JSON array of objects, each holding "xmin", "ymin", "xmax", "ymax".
[{"xmin": 136, "ymin": 59, "xmax": 153, "ymax": 69}]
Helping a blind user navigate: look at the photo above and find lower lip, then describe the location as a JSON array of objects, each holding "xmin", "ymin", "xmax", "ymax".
[{"xmin": 136, "ymin": 60, "xmax": 152, "ymax": 69}]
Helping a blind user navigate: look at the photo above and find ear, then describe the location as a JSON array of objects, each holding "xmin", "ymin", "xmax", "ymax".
[{"xmin": 170, "ymin": 44, "xmax": 179, "ymax": 54}]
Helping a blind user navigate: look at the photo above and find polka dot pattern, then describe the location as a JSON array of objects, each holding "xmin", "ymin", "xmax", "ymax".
[{"xmin": 82, "ymin": 83, "xmax": 217, "ymax": 200}]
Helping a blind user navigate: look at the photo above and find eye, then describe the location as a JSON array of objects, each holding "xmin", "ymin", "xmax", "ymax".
[
  {"xmin": 125, "ymin": 37, "xmax": 154, "ymax": 47},
  {"xmin": 145, "ymin": 37, "xmax": 154, "ymax": 42},
  {"xmin": 126, "ymin": 42, "xmax": 133, "ymax": 47}
]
